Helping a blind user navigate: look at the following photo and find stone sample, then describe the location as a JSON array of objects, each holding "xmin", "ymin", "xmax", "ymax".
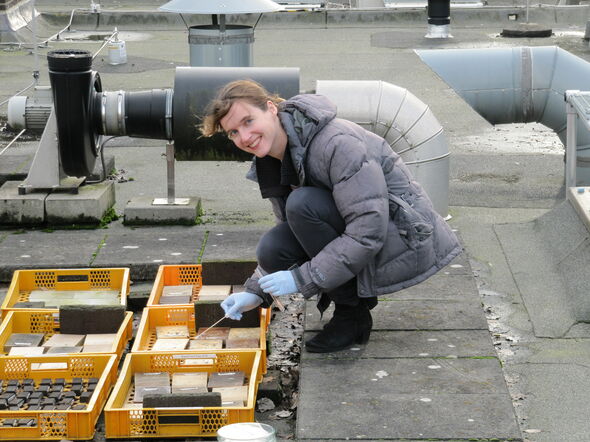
[
  {"xmin": 4, "ymin": 333, "xmax": 44, "ymax": 352},
  {"xmin": 8, "ymin": 346, "xmax": 45, "ymax": 356},
  {"xmin": 187, "ymin": 339, "xmax": 224, "ymax": 350},
  {"xmin": 143, "ymin": 392, "xmax": 221, "ymax": 408},
  {"xmin": 212, "ymin": 385, "xmax": 248, "ymax": 403},
  {"xmin": 152, "ymin": 338, "xmax": 189, "ymax": 351},
  {"xmin": 195, "ymin": 301, "xmax": 259, "ymax": 328},
  {"xmin": 42, "ymin": 334, "xmax": 85, "ymax": 348},
  {"xmin": 134, "ymin": 372, "xmax": 171, "ymax": 403},
  {"xmin": 207, "ymin": 371, "xmax": 245, "ymax": 389},
  {"xmin": 172, "ymin": 372, "xmax": 208, "ymax": 393},
  {"xmin": 59, "ymin": 305, "xmax": 125, "ymax": 334},
  {"xmin": 155, "ymin": 325, "xmax": 190, "ymax": 339},
  {"xmin": 197, "ymin": 285, "xmax": 231, "ymax": 301}
]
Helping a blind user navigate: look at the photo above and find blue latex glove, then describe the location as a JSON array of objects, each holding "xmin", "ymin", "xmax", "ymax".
[
  {"xmin": 258, "ymin": 270, "xmax": 297, "ymax": 296},
  {"xmin": 221, "ymin": 292, "xmax": 263, "ymax": 321}
]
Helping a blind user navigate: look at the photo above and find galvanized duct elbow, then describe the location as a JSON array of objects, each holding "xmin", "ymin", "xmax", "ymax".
[
  {"xmin": 316, "ymin": 80, "xmax": 450, "ymax": 217},
  {"xmin": 416, "ymin": 46, "xmax": 590, "ymax": 184}
]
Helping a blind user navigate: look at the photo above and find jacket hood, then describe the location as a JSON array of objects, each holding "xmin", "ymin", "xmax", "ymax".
[{"xmin": 278, "ymin": 94, "xmax": 337, "ymax": 183}]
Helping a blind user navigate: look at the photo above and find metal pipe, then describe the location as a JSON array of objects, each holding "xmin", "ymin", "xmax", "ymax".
[
  {"xmin": 166, "ymin": 142, "xmax": 176, "ymax": 204},
  {"xmin": 566, "ymin": 100, "xmax": 578, "ymax": 188},
  {"xmin": 316, "ymin": 80, "xmax": 450, "ymax": 217},
  {"xmin": 417, "ymin": 46, "xmax": 590, "ymax": 186}
]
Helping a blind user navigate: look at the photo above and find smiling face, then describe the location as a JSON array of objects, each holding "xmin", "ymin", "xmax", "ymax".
[{"xmin": 220, "ymin": 99, "xmax": 287, "ymax": 160}]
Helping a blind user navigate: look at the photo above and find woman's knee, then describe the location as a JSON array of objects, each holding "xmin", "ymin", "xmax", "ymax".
[
  {"xmin": 256, "ymin": 230, "xmax": 282, "ymax": 269},
  {"xmin": 286, "ymin": 187, "xmax": 328, "ymax": 220}
]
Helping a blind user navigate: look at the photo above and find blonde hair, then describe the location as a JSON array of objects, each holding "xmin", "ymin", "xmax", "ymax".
[{"xmin": 200, "ymin": 79, "xmax": 284, "ymax": 137}]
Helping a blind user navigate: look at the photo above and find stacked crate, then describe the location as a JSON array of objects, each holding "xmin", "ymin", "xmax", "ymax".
[
  {"xmin": 104, "ymin": 264, "xmax": 268, "ymax": 439},
  {"xmin": 0, "ymin": 268, "xmax": 132, "ymax": 439}
]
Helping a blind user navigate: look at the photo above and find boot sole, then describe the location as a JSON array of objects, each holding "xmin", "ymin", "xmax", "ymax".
[{"xmin": 305, "ymin": 330, "xmax": 371, "ymax": 353}]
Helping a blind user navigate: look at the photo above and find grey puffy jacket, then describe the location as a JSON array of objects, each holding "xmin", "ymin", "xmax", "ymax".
[{"xmin": 247, "ymin": 94, "xmax": 461, "ymax": 300}]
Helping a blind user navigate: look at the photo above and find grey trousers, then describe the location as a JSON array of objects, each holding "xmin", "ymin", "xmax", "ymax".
[{"xmin": 256, "ymin": 187, "xmax": 376, "ymax": 308}]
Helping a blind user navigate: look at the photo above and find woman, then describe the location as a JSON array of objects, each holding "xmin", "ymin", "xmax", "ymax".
[{"xmin": 200, "ymin": 80, "xmax": 461, "ymax": 353}]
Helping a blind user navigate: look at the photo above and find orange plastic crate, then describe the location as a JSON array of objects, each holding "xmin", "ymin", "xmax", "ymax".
[
  {"xmin": 131, "ymin": 305, "xmax": 268, "ymax": 374},
  {"xmin": 146, "ymin": 264, "xmax": 203, "ymax": 306},
  {"xmin": 0, "ymin": 354, "xmax": 117, "ymax": 440},
  {"xmin": 0, "ymin": 310, "xmax": 133, "ymax": 363},
  {"xmin": 146, "ymin": 264, "xmax": 272, "ymax": 328},
  {"xmin": 2, "ymin": 268, "xmax": 130, "ymax": 318},
  {"xmin": 104, "ymin": 350, "xmax": 262, "ymax": 439}
]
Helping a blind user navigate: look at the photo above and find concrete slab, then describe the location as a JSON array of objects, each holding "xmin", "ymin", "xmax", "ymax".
[
  {"xmin": 389, "ymin": 274, "xmax": 479, "ymax": 301},
  {"xmin": 297, "ymin": 358, "xmax": 519, "ymax": 440},
  {"xmin": 0, "ymin": 230, "xmax": 104, "ymax": 281},
  {"xmin": 0, "ymin": 180, "xmax": 46, "ymax": 224},
  {"xmin": 510, "ymin": 363, "xmax": 590, "ymax": 442},
  {"xmin": 91, "ymin": 228, "xmax": 205, "ymax": 280},
  {"xmin": 201, "ymin": 228, "xmax": 264, "ymax": 262},
  {"xmin": 45, "ymin": 181, "xmax": 115, "ymax": 224},
  {"xmin": 450, "ymin": 153, "xmax": 565, "ymax": 209},
  {"xmin": 123, "ymin": 195, "xmax": 202, "ymax": 225},
  {"xmin": 305, "ymin": 298, "xmax": 489, "ymax": 331},
  {"xmin": 494, "ymin": 201, "xmax": 589, "ymax": 337},
  {"xmin": 303, "ymin": 329, "xmax": 496, "ymax": 359}
]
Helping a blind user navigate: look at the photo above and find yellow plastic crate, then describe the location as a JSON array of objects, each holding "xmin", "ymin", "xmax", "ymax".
[
  {"xmin": 146, "ymin": 264, "xmax": 272, "ymax": 328},
  {"xmin": 0, "ymin": 354, "xmax": 117, "ymax": 440},
  {"xmin": 104, "ymin": 350, "xmax": 262, "ymax": 439},
  {"xmin": 2, "ymin": 268, "xmax": 130, "ymax": 318},
  {"xmin": 0, "ymin": 310, "xmax": 133, "ymax": 362},
  {"xmin": 146, "ymin": 264, "xmax": 203, "ymax": 306},
  {"xmin": 131, "ymin": 305, "xmax": 268, "ymax": 374}
]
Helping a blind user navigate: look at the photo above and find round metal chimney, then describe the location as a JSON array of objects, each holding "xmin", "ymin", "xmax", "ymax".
[{"xmin": 159, "ymin": 0, "xmax": 282, "ymax": 67}]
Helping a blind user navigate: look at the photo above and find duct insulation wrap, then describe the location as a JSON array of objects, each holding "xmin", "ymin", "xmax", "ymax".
[
  {"xmin": 172, "ymin": 66, "xmax": 300, "ymax": 159},
  {"xmin": 316, "ymin": 80, "xmax": 450, "ymax": 217},
  {"xmin": 416, "ymin": 46, "xmax": 590, "ymax": 185}
]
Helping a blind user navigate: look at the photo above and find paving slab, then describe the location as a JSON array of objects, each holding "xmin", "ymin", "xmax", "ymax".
[
  {"xmin": 303, "ymin": 329, "xmax": 496, "ymax": 359},
  {"xmin": 201, "ymin": 227, "xmax": 264, "ymax": 262},
  {"xmin": 0, "ymin": 230, "xmax": 104, "ymax": 281},
  {"xmin": 494, "ymin": 217, "xmax": 577, "ymax": 338},
  {"xmin": 297, "ymin": 358, "xmax": 519, "ymax": 440},
  {"xmin": 387, "ymin": 273, "xmax": 479, "ymax": 301},
  {"xmin": 91, "ymin": 228, "xmax": 205, "ymax": 281},
  {"xmin": 510, "ymin": 363, "xmax": 590, "ymax": 442},
  {"xmin": 305, "ymin": 298, "xmax": 489, "ymax": 331}
]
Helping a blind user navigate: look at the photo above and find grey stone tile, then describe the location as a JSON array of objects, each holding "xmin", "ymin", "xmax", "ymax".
[
  {"xmin": 305, "ymin": 299, "xmax": 488, "ymax": 331},
  {"xmin": 303, "ymin": 330, "xmax": 495, "ymax": 359},
  {"xmin": 297, "ymin": 358, "xmax": 519, "ymax": 440}
]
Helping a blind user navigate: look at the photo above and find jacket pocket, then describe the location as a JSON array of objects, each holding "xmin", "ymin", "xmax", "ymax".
[{"xmin": 389, "ymin": 193, "xmax": 436, "ymax": 274}]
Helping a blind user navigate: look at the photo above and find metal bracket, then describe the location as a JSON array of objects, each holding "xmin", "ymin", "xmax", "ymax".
[
  {"xmin": 152, "ymin": 141, "xmax": 190, "ymax": 206},
  {"xmin": 18, "ymin": 108, "xmax": 86, "ymax": 195}
]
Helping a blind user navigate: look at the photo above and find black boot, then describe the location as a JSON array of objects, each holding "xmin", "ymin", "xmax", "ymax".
[{"xmin": 305, "ymin": 302, "xmax": 372, "ymax": 353}]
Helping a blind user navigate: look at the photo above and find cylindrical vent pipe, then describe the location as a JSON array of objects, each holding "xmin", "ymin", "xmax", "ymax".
[
  {"xmin": 417, "ymin": 46, "xmax": 590, "ymax": 185},
  {"xmin": 96, "ymin": 89, "xmax": 173, "ymax": 140},
  {"xmin": 426, "ymin": 0, "xmax": 451, "ymax": 38},
  {"xmin": 316, "ymin": 80, "xmax": 450, "ymax": 217},
  {"xmin": 428, "ymin": 0, "xmax": 450, "ymax": 25}
]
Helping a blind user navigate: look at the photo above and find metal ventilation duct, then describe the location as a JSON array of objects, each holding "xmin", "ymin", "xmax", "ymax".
[
  {"xmin": 159, "ymin": 0, "xmax": 282, "ymax": 14},
  {"xmin": 417, "ymin": 46, "xmax": 590, "ymax": 185},
  {"xmin": 317, "ymin": 80, "xmax": 450, "ymax": 217}
]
